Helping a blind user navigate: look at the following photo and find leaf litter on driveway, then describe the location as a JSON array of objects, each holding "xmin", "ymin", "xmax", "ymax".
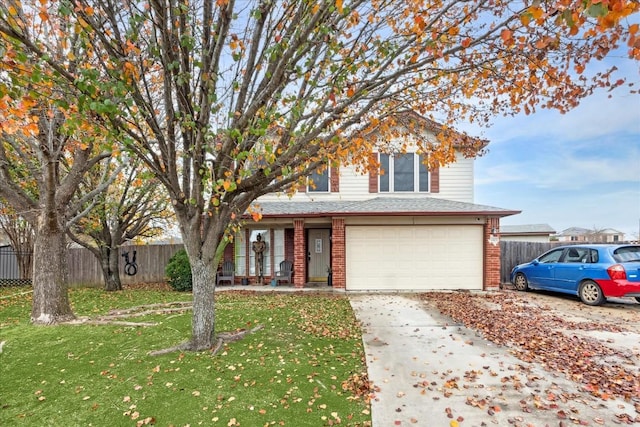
[{"xmin": 350, "ymin": 291, "xmax": 640, "ymax": 427}]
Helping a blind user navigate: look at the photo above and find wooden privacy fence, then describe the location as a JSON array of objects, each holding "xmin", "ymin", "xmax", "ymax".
[
  {"xmin": 67, "ymin": 244, "xmax": 183, "ymax": 286},
  {"xmin": 500, "ymin": 241, "xmax": 569, "ymax": 285},
  {"xmin": 3, "ymin": 240, "xmax": 604, "ymax": 288}
]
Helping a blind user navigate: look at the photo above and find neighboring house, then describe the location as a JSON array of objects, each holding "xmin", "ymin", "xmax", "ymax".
[
  {"xmin": 500, "ymin": 224, "xmax": 556, "ymax": 243},
  {"xmin": 223, "ymin": 113, "xmax": 519, "ymax": 291},
  {"xmin": 555, "ymin": 227, "xmax": 625, "ymax": 243}
]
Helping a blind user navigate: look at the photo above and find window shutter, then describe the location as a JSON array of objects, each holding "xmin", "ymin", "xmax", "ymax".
[
  {"xmin": 430, "ymin": 166, "xmax": 440, "ymax": 193},
  {"xmin": 330, "ymin": 166, "xmax": 339, "ymax": 192},
  {"xmin": 368, "ymin": 153, "xmax": 378, "ymax": 193}
]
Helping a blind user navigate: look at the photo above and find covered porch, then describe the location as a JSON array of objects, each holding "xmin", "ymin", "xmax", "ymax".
[{"xmin": 221, "ymin": 217, "xmax": 345, "ymax": 289}]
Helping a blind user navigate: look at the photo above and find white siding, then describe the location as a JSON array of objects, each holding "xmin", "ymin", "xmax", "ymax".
[
  {"xmin": 438, "ymin": 154, "xmax": 474, "ymax": 203},
  {"xmin": 258, "ymin": 152, "xmax": 476, "ymax": 203}
]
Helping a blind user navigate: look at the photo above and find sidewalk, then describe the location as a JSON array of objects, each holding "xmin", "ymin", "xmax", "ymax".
[{"xmin": 349, "ymin": 293, "xmax": 637, "ymax": 427}]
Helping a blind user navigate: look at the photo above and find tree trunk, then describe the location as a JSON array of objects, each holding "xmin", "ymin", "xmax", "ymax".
[
  {"xmin": 31, "ymin": 222, "xmax": 75, "ymax": 324},
  {"xmin": 189, "ymin": 258, "xmax": 217, "ymax": 350},
  {"xmin": 101, "ymin": 246, "xmax": 122, "ymax": 291}
]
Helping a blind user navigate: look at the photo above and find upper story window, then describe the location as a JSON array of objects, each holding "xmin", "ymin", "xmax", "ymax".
[
  {"xmin": 379, "ymin": 153, "xmax": 429, "ymax": 192},
  {"xmin": 308, "ymin": 167, "xmax": 329, "ymax": 192}
]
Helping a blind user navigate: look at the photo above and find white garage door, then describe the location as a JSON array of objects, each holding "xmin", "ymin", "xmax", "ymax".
[{"xmin": 346, "ymin": 225, "xmax": 483, "ymax": 291}]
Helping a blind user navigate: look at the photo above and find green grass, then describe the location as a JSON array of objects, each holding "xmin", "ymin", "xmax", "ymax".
[{"xmin": 0, "ymin": 287, "xmax": 371, "ymax": 426}]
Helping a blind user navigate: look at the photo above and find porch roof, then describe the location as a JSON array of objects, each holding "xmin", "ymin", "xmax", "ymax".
[{"xmin": 250, "ymin": 197, "xmax": 519, "ymax": 218}]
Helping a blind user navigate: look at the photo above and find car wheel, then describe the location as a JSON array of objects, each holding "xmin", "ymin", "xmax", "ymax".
[
  {"xmin": 514, "ymin": 273, "xmax": 528, "ymax": 291},
  {"xmin": 579, "ymin": 280, "xmax": 605, "ymax": 306},
  {"xmin": 635, "ymin": 297, "xmax": 640, "ymax": 304}
]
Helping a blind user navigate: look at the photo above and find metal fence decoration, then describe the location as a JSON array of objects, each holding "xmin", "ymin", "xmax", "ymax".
[
  {"xmin": 0, "ymin": 246, "xmax": 33, "ymax": 287},
  {"xmin": 122, "ymin": 250, "xmax": 138, "ymax": 276}
]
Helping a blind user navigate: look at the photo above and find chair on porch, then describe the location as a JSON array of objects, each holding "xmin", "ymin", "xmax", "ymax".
[
  {"xmin": 216, "ymin": 260, "xmax": 235, "ymax": 286},
  {"xmin": 274, "ymin": 260, "xmax": 293, "ymax": 285}
]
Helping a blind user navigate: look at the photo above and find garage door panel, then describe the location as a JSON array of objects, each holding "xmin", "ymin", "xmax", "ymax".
[{"xmin": 346, "ymin": 225, "xmax": 483, "ymax": 291}]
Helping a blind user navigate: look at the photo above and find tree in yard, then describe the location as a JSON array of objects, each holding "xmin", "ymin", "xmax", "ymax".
[
  {"xmin": 68, "ymin": 159, "xmax": 173, "ymax": 291},
  {"xmin": 0, "ymin": 16, "xmax": 124, "ymax": 322},
  {"xmin": 1, "ymin": 0, "xmax": 637, "ymax": 349}
]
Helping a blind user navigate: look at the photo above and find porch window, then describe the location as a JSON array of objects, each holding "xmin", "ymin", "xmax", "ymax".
[
  {"xmin": 235, "ymin": 232, "xmax": 246, "ymax": 275},
  {"xmin": 379, "ymin": 153, "xmax": 430, "ymax": 192},
  {"xmin": 249, "ymin": 230, "xmax": 271, "ymax": 275},
  {"xmin": 235, "ymin": 229, "xmax": 285, "ymax": 276},
  {"xmin": 308, "ymin": 167, "xmax": 329, "ymax": 192}
]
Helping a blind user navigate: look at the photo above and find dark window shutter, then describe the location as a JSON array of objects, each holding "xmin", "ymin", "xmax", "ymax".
[
  {"xmin": 330, "ymin": 166, "xmax": 339, "ymax": 192},
  {"xmin": 368, "ymin": 154, "xmax": 378, "ymax": 193},
  {"xmin": 430, "ymin": 166, "xmax": 440, "ymax": 193}
]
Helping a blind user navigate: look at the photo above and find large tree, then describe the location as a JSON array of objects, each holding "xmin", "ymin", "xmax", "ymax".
[
  {"xmin": 0, "ymin": 11, "xmax": 124, "ymax": 322},
  {"xmin": 0, "ymin": 0, "xmax": 637, "ymax": 348},
  {"xmin": 68, "ymin": 159, "xmax": 172, "ymax": 291},
  {"xmin": 0, "ymin": 94, "xmax": 121, "ymax": 323}
]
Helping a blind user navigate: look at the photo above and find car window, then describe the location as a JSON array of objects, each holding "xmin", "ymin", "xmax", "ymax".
[
  {"xmin": 539, "ymin": 248, "xmax": 564, "ymax": 263},
  {"xmin": 562, "ymin": 247, "xmax": 589, "ymax": 263},
  {"xmin": 586, "ymin": 249, "xmax": 599, "ymax": 263},
  {"xmin": 613, "ymin": 246, "xmax": 640, "ymax": 262}
]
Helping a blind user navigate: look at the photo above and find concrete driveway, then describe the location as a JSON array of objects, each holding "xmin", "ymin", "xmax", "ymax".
[{"xmin": 350, "ymin": 293, "xmax": 640, "ymax": 426}]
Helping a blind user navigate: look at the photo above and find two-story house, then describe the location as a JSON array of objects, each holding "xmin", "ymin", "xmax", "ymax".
[
  {"xmin": 223, "ymin": 114, "xmax": 519, "ymax": 291},
  {"xmin": 555, "ymin": 227, "xmax": 626, "ymax": 243}
]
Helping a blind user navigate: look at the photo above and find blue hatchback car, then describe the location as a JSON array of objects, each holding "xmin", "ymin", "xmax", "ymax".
[{"xmin": 510, "ymin": 244, "xmax": 640, "ymax": 305}]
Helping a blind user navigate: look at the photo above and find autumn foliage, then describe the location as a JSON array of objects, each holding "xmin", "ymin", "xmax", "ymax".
[{"xmin": 0, "ymin": 0, "xmax": 637, "ymax": 343}]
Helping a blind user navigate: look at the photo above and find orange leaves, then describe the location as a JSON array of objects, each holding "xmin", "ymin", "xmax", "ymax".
[
  {"xmin": 414, "ymin": 15, "xmax": 427, "ymax": 32},
  {"xmin": 346, "ymin": 86, "xmax": 355, "ymax": 97},
  {"xmin": 627, "ymin": 23, "xmax": 640, "ymax": 59},
  {"xmin": 500, "ymin": 28, "xmax": 512, "ymax": 44},
  {"xmin": 0, "ymin": 95, "xmax": 39, "ymax": 137},
  {"xmin": 534, "ymin": 36, "xmax": 556, "ymax": 50},
  {"xmin": 122, "ymin": 61, "xmax": 139, "ymax": 83},
  {"xmin": 336, "ymin": 0, "xmax": 343, "ymax": 15},
  {"xmin": 529, "ymin": 6, "xmax": 544, "ymax": 21},
  {"xmin": 20, "ymin": 96, "xmax": 37, "ymax": 110}
]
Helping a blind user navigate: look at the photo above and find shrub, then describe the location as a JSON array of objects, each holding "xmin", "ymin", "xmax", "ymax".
[{"xmin": 165, "ymin": 249, "xmax": 192, "ymax": 292}]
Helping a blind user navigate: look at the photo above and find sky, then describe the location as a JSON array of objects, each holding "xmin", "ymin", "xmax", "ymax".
[{"xmin": 469, "ymin": 57, "xmax": 640, "ymax": 240}]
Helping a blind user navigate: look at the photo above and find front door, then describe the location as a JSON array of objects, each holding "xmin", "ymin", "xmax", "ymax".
[{"xmin": 308, "ymin": 229, "xmax": 330, "ymax": 282}]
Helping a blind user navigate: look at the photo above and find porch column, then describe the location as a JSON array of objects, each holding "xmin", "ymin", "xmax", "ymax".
[
  {"xmin": 293, "ymin": 219, "xmax": 306, "ymax": 288},
  {"xmin": 331, "ymin": 217, "xmax": 346, "ymax": 289},
  {"xmin": 484, "ymin": 217, "xmax": 501, "ymax": 290}
]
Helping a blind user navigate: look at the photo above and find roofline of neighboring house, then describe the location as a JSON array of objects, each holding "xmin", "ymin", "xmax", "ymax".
[{"xmin": 501, "ymin": 231, "xmax": 554, "ymax": 236}]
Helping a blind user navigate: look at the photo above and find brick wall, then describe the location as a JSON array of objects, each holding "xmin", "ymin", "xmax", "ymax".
[
  {"xmin": 331, "ymin": 218, "xmax": 346, "ymax": 289},
  {"xmin": 484, "ymin": 217, "xmax": 501, "ymax": 290},
  {"xmin": 293, "ymin": 219, "xmax": 306, "ymax": 288}
]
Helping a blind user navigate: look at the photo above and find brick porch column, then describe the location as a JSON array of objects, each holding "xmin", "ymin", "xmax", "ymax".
[
  {"xmin": 331, "ymin": 217, "xmax": 346, "ymax": 289},
  {"xmin": 293, "ymin": 219, "xmax": 306, "ymax": 288},
  {"xmin": 484, "ymin": 217, "xmax": 501, "ymax": 290}
]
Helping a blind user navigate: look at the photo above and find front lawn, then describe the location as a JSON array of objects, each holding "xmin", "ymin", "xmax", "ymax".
[{"xmin": 0, "ymin": 287, "xmax": 371, "ymax": 426}]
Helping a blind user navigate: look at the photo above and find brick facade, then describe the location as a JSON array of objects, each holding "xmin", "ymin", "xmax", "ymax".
[
  {"xmin": 330, "ymin": 218, "xmax": 346, "ymax": 289},
  {"xmin": 483, "ymin": 217, "xmax": 501, "ymax": 290},
  {"xmin": 293, "ymin": 219, "xmax": 306, "ymax": 288}
]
